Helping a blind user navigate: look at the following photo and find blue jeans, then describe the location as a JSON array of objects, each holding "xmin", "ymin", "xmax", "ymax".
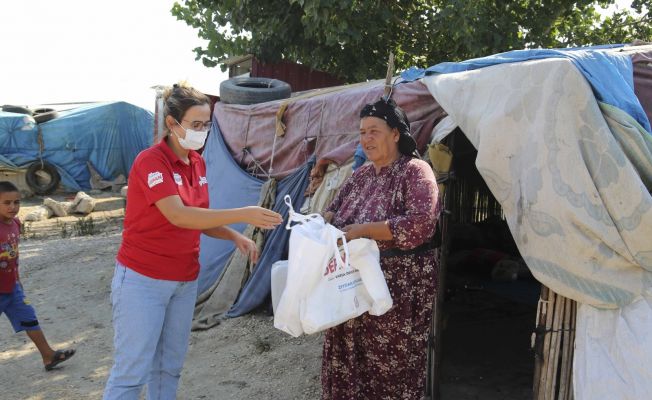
[{"xmin": 103, "ymin": 262, "xmax": 198, "ymax": 400}]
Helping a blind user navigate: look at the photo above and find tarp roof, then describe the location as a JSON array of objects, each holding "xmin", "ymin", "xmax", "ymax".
[{"xmin": 0, "ymin": 102, "xmax": 153, "ymax": 191}]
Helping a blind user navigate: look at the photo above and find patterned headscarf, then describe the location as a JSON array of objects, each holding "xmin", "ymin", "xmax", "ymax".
[{"xmin": 359, "ymin": 98, "xmax": 417, "ymax": 157}]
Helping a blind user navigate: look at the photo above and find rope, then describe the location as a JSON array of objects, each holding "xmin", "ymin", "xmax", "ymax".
[
  {"xmin": 36, "ymin": 125, "xmax": 45, "ymax": 168},
  {"xmin": 244, "ymin": 148, "xmax": 270, "ymax": 179},
  {"xmin": 268, "ymin": 132, "xmax": 278, "ymax": 177},
  {"xmin": 315, "ymin": 101, "xmax": 326, "ymax": 152},
  {"xmin": 302, "ymin": 98, "xmax": 312, "ymax": 165},
  {"xmin": 240, "ymin": 114, "xmax": 252, "ymax": 165}
]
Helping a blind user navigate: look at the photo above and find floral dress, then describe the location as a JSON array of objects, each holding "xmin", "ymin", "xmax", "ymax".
[{"xmin": 322, "ymin": 155, "xmax": 440, "ymax": 400}]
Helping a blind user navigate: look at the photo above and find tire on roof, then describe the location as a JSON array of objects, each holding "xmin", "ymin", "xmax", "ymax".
[
  {"xmin": 1, "ymin": 105, "xmax": 33, "ymax": 115},
  {"xmin": 219, "ymin": 77, "xmax": 291, "ymax": 105},
  {"xmin": 25, "ymin": 161, "xmax": 61, "ymax": 195},
  {"xmin": 32, "ymin": 108, "xmax": 59, "ymax": 124}
]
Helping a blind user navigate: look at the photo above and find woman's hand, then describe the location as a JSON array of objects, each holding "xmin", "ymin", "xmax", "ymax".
[
  {"xmin": 342, "ymin": 224, "xmax": 367, "ymax": 241},
  {"xmin": 342, "ymin": 221, "xmax": 393, "ymax": 241},
  {"xmin": 244, "ymin": 206, "xmax": 283, "ymax": 229},
  {"xmin": 323, "ymin": 211, "xmax": 335, "ymax": 224},
  {"xmin": 233, "ymin": 233, "xmax": 260, "ymax": 264}
]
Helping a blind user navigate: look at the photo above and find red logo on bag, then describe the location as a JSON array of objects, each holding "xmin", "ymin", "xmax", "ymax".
[{"xmin": 324, "ymin": 251, "xmax": 347, "ymax": 276}]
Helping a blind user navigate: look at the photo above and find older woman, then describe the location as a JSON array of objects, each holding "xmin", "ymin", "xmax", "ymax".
[{"xmin": 322, "ymin": 98, "xmax": 440, "ymax": 399}]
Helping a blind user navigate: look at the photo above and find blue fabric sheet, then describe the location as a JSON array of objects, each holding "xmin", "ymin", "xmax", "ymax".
[
  {"xmin": 401, "ymin": 45, "xmax": 652, "ymax": 133},
  {"xmin": 353, "ymin": 143, "xmax": 366, "ymax": 170},
  {"xmin": 0, "ymin": 102, "xmax": 153, "ymax": 190},
  {"xmin": 198, "ymin": 121, "xmax": 313, "ymax": 317}
]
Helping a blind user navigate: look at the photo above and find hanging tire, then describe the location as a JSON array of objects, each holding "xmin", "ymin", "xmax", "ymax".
[
  {"xmin": 25, "ymin": 161, "xmax": 61, "ymax": 195},
  {"xmin": 32, "ymin": 108, "xmax": 59, "ymax": 124},
  {"xmin": 1, "ymin": 105, "xmax": 33, "ymax": 115},
  {"xmin": 219, "ymin": 77, "xmax": 291, "ymax": 105}
]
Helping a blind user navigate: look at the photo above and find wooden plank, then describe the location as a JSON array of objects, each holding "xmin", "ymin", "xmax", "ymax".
[
  {"xmin": 533, "ymin": 285, "xmax": 548, "ymax": 397},
  {"xmin": 558, "ymin": 297, "xmax": 573, "ymax": 400},
  {"xmin": 567, "ymin": 300, "xmax": 577, "ymax": 400},
  {"xmin": 536, "ymin": 285, "xmax": 555, "ymax": 399},
  {"xmin": 426, "ymin": 151, "xmax": 453, "ymax": 399},
  {"xmin": 545, "ymin": 291, "xmax": 564, "ymax": 399}
]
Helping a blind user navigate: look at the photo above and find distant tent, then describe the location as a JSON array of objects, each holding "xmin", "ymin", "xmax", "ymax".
[{"xmin": 0, "ymin": 101, "xmax": 153, "ymax": 191}]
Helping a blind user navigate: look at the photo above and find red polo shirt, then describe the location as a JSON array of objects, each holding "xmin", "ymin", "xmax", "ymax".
[{"xmin": 117, "ymin": 139, "xmax": 209, "ymax": 281}]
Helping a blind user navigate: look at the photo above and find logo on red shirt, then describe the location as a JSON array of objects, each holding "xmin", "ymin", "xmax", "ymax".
[
  {"xmin": 173, "ymin": 173, "xmax": 183, "ymax": 186},
  {"xmin": 199, "ymin": 176, "xmax": 207, "ymax": 186},
  {"xmin": 148, "ymin": 171, "xmax": 164, "ymax": 188}
]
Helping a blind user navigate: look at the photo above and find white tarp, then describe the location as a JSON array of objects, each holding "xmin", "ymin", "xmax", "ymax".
[
  {"xmin": 423, "ymin": 57, "xmax": 652, "ymax": 309},
  {"xmin": 574, "ymin": 290, "xmax": 652, "ymax": 400}
]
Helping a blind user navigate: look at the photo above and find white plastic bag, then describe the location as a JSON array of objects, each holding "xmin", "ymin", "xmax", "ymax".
[
  {"xmin": 273, "ymin": 196, "xmax": 344, "ymax": 337},
  {"xmin": 346, "ymin": 238, "xmax": 392, "ymax": 316},
  {"xmin": 300, "ymin": 235, "xmax": 369, "ymax": 334},
  {"xmin": 301, "ymin": 238, "xmax": 393, "ymax": 334},
  {"xmin": 270, "ymin": 260, "xmax": 288, "ymax": 315},
  {"xmin": 274, "ymin": 195, "xmax": 393, "ymax": 336}
]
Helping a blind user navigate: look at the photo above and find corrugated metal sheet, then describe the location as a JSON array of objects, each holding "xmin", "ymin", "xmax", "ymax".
[{"xmin": 251, "ymin": 59, "xmax": 344, "ymax": 92}]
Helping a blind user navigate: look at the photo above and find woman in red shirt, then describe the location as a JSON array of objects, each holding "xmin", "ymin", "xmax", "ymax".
[{"xmin": 103, "ymin": 83, "xmax": 282, "ymax": 400}]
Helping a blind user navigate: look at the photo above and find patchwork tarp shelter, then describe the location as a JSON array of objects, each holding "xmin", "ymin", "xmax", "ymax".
[
  {"xmin": 418, "ymin": 46, "xmax": 652, "ymax": 308},
  {"xmin": 0, "ymin": 102, "xmax": 153, "ymax": 191},
  {"xmin": 196, "ymin": 79, "xmax": 445, "ymax": 326},
  {"xmin": 198, "ymin": 44, "xmax": 652, "ymax": 399},
  {"xmin": 421, "ymin": 46, "xmax": 652, "ymax": 400}
]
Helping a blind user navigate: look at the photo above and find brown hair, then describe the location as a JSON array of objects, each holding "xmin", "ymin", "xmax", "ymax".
[{"xmin": 163, "ymin": 81, "xmax": 210, "ymax": 131}]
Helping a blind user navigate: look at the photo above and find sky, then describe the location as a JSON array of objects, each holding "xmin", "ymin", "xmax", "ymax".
[
  {"xmin": 0, "ymin": 0, "xmax": 637, "ymax": 113},
  {"xmin": 0, "ymin": 0, "xmax": 228, "ymax": 111}
]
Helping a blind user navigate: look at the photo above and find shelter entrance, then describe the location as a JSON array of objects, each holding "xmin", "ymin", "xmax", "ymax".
[{"xmin": 428, "ymin": 130, "xmax": 541, "ymax": 399}]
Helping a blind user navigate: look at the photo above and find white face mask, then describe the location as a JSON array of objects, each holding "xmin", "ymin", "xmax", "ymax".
[{"xmin": 173, "ymin": 120, "xmax": 208, "ymax": 150}]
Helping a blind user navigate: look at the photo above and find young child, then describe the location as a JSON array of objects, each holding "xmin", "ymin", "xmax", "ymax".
[{"xmin": 0, "ymin": 181, "xmax": 75, "ymax": 371}]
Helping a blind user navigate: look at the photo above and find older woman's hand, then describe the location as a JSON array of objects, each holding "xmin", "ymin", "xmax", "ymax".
[
  {"xmin": 343, "ymin": 221, "xmax": 393, "ymax": 242},
  {"xmin": 233, "ymin": 233, "xmax": 259, "ymax": 264},
  {"xmin": 342, "ymin": 224, "xmax": 367, "ymax": 241},
  {"xmin": 323, "ymin": 211, "xmax": 335, "ymax": 224}
]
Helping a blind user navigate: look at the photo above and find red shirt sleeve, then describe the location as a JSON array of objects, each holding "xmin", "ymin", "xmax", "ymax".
[{"xmin": 131, "ymin": 151, "xmax": 180, "ymax": 206}]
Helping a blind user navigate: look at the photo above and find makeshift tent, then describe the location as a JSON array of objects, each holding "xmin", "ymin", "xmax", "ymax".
[
  {"xmin": 198, "ymin": 44, "xmax": 652, "ymax": 399},
  {"xmin": 421, "ymin": 45, "xmax": 652, "ymax": 400},
  {"xmin": 0, "ymin": 102, "xmax": 153, "ymax": 191},
  {"xmin": 196, "ymin": 78, "xmax": 445, "ymax": 321}
]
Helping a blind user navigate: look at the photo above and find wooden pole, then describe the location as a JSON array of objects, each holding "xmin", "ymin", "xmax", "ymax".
[
  {"xmin": 533, "ymin": 287, "xmax": 577, "ymax": 400},
  {"xmin": 534, "ymin": 285, "xmax": 552, "ymax": 398},
  {"xmin": 545, "ymin": 292, "xmax": 564, "ymax": 399},
  {"xmin": 383, "ymin": 52, "xmax": 395, "ymax": 100},
  {"xmin": 545, "ymin": 291, "xmax": 555, "ymax": 399},
  {"xmin": 558, "ymin": 297, "xmax": 572, "ymax": 400},
  {"xmin": 568, "ymin": 300, "xmax": 577, "ymax": 400}
]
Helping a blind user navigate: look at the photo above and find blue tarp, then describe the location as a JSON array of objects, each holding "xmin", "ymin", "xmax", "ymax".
[
  {"xmin": 0, "ymin": 102, "xmax": 153, "ymax": 190},
  {"xmin": 198, "ymin": 121, "xmax": 313, "ymax": 316},
  {"xmin": 401, "ymin": 45, "xmax": 652, "ymax": 133}
]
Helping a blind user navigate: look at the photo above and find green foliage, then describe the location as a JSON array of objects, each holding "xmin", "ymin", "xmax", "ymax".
[
  {"xmin": 172, "ymin": 0, "xmax": 652, "ymax": 82},
  {"xmin": 56, "ymin": 216, "xmax": 99, "ymax": 238},
  {"xmin": 73, "ymin": 216, "xmax": 99, "ymax": 237},
  {"xmin": 56, "ymin": 220, "xmax": 71, "ymax": 239}
]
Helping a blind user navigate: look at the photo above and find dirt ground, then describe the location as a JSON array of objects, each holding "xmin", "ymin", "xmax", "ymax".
[
  {"xmin": 1, "ymin": 195, "xmax": 323, "ymax": 400},
  {"xmin": 1, "ymin": 194, "xmax": 536, "ymax": 400}
]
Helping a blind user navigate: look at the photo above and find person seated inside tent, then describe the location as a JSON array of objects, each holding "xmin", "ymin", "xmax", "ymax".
[{"xmin": 322, "ymin": 97, "xmax": 441, "ymax": 400}]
